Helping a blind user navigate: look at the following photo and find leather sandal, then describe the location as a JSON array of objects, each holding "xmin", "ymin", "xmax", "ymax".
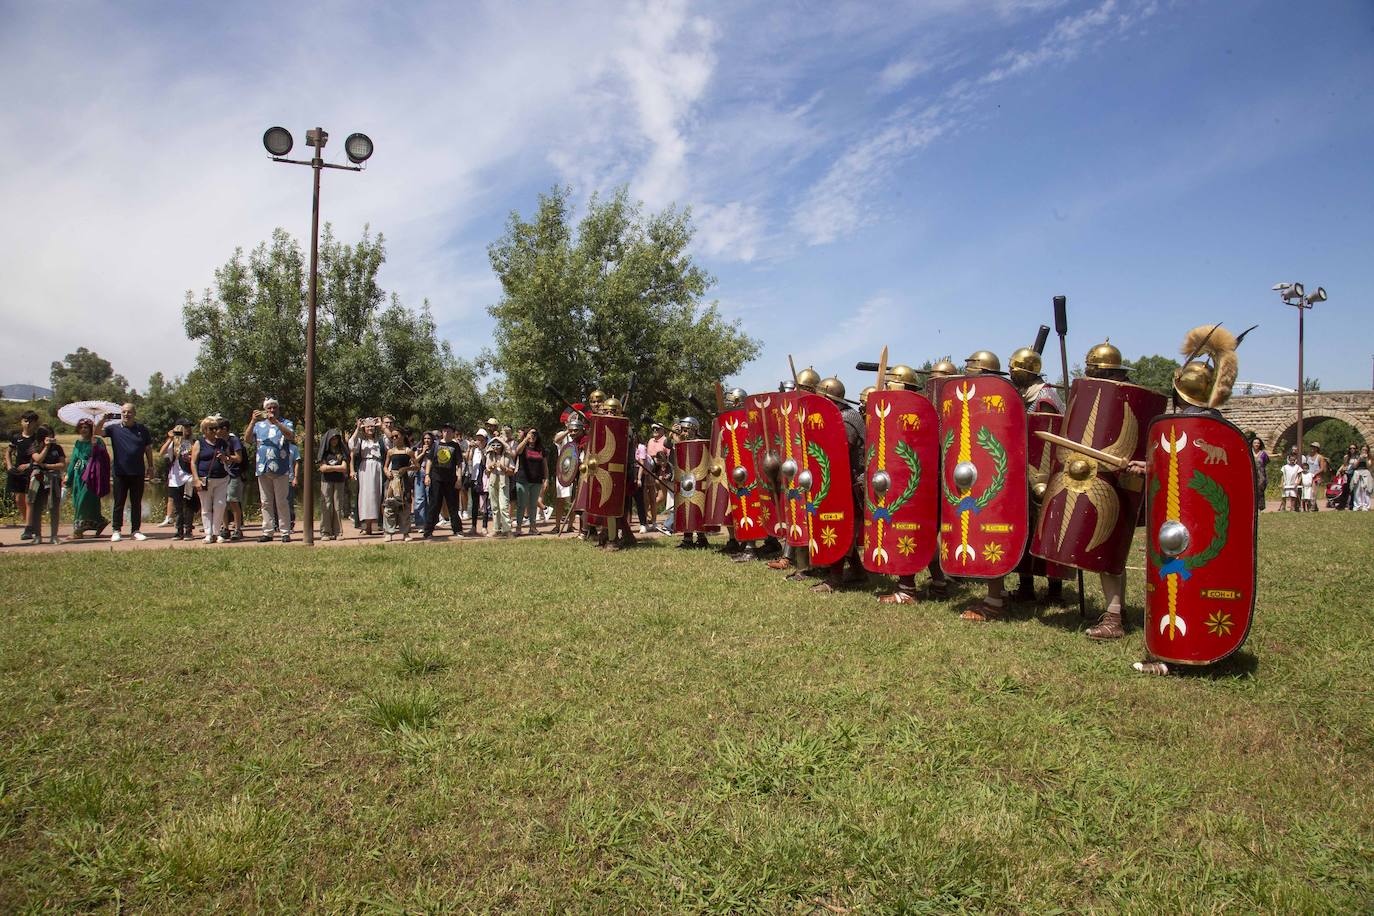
[
  {"xmin": 878, "ymin": 591, "xmax": 917, "ymax": 604},
  {"xmin": 960, "ymin": 600, "xmax": 1006, "ymax": 622}
]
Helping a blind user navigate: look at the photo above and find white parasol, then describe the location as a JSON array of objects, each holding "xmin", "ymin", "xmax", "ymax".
[{"xmin": 57, "ymin": 400, "xmax": 123, "ymax": 428}]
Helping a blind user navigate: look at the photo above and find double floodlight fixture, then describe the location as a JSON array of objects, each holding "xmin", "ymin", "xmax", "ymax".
[
  {"xmin": 1273, "ymin": 281, "xmax": 1325, "ymax": 307},
  {"xmin": 262, "ymin": 126, "xmax": 373, "ymax": 165}
]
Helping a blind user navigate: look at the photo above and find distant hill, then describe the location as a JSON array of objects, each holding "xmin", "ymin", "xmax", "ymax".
[{"xmin": 1, "ymin": 384, "xmax": 54, "ymax": 401}]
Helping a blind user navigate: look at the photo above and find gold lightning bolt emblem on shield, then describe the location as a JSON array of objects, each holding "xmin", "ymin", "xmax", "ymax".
[
  {"xmin": 1041, "ymin": 390, "xmax": 1139, "ymax": 552},
  {"xmin": 586, "ymin": 427, "xmax": 624, "ymax": 510}
]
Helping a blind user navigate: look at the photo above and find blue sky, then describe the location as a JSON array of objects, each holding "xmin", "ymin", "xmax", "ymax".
[{"xmin": 2, "ymin": 0, "xmax": 1371, "ymax": 397}]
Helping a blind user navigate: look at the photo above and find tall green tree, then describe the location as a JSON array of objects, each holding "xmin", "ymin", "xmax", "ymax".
[
  {"xmin": 1071, "ymin": 353, "xmax": 1180, "ymax": 397},
  {"xmin": 484, "ymin": 186, "xmax": 759, "ymax": 430},
  {"xmin": 182, "ymin": 226, "xmax": 483, "ymax": 437},
  {"xmin": 49, "ymin": 347, "xmax": 133, "ymax": 406}
]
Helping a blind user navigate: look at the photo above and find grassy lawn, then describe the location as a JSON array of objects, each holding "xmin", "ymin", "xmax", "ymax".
[{"xmin": 2, "ymin": 514, "xmax": 1372, "ymax": 912}]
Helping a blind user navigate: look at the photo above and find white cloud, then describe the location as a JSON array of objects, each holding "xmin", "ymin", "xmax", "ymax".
[
  {"xmin": 693, "ymin": 201, "xmax": 765, "ymax": 263},
  {"xmin": 793, "ymin": 0, "xmax": 1159, "ymax": 247}
]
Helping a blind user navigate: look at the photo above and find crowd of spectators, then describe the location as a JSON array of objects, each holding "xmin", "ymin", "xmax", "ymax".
[
  {"xmin": 1257, "ymin": 437, "xmax": 1372, "ymax": 512},
  {"xmin": 3, "ymin": 401, "xmax": 679, "ymax": 546}
]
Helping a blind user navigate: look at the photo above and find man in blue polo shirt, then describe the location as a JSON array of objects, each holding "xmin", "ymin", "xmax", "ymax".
[
  {"xmin": 241, "ymin": 397, "xmax": 296, "ymax": 543},
  {"xmin": 97, "ymin": 402, "xmax": 155, "ymax": 542}
]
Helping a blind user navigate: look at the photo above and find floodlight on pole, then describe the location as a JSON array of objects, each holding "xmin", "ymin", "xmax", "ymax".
[
  {"xmin": 1274, "ymin": 279, "xmax": 1325, "ymax": 458},
  {"xmin": 264, "ymin": 125, "xmax": 372, "ymax": 545},
  {"xmin": 344, "ymin": 133, "xmax": 374, "ymax": 164}
]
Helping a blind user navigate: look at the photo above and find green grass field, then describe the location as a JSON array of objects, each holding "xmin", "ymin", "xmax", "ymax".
[{"xmin": 3, "ymin": 514, "xmax": 1373, "ymax": 912}]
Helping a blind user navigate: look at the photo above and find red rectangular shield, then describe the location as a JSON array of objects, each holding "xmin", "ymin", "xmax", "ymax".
[
  {"xmin": 743, "ymin": 393, "xmax": 785, "ymax": 538},
  {"xmin": 583, "ymin": 414, "xmax": 629, "ymax": 519},
  {"xmin": 937, "ymin": 375, "xmax": 1028, "ymax": 578},
  {"xmin": 863, "ymin": 389, "xmax": 939, "ymax": 575},
  {"xmin": 717, "ymin": 408, "xmax": 768, "ymax": 540},
  {"xmin": 1144, "ymin": 413, "xmax": 1257, "ymax": 666},
  {"xmin": 776, "ymin": 391, "xmax": 809, "ymax": 548},
  {"xmin": 673, "ymin": 438, "xmax": 710, "ymax": 533},
  {"xmin": 798, "ymin": 393, "xmax": 855, "ymax": 567}
]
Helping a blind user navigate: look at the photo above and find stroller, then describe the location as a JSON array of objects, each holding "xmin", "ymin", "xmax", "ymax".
[{"xmin": 1326, "ymin": 472, "xmax": 1347, "ymax": 509}]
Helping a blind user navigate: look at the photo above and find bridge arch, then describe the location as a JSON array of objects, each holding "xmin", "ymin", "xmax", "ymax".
[{"xmin": 1217, "ymin": 390, "xmax": 1374, "ymax": 455}]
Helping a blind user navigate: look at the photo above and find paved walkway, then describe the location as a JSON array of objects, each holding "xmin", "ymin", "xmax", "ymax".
[{"xmin": 0, "ymin": 515, "xmax": 615, "ymax": 554}]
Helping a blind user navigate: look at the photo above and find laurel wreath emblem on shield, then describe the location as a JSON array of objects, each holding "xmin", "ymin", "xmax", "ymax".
[
  {"xmin": 939, "ymin": 382, "xmax": 1008, "ymax": 564},
  {"xmin": 863, "ymin": 410, "xmax": 922, "ymax": 566},
  {"xmin": 1147, "ymin": 427, "xmax": 1230, "ymax": 640},
  {"xmin": 803, "ymin": 439, "xmax": 832, "ymax": 553}
]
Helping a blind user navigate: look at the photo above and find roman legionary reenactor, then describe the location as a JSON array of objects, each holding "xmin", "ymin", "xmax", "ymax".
[
  {"xmin": 1007, "ymin": 345, "xmax": 1068, "ymax": 604},
  {"xmin": 1137, "ymin": 324, "xmax": 1257, "ymax": 675},
  {"xmin": 809, "ymin": 375, "xmax": 866, "ymax": 593},
  {"xmin": 552, "ymin": 408, "xmax": 587, "ymax": 535},
  {"xmin": 710, "ymin": 387, "xmax": 752, "ymax": 556},
  {"xmin": 596, "ymin": 396, "xmax": 640, "ymax": 550},
  {"xmin": 864, "ymin": 363, "xmax": 940, "ymax": 604},
  {"xmin": 573, "ymin": 388, "xmax": 608, "ymax": 542},
  {"xmin": 772, "ymin": 367, "xmax": 828, "ymax": 581},
  {"xmin": 939, "ymin": 351, "xmax": 1031, "ymax": 622},
  {"xmin": 735, "ymin": 387, "xmax": 786, "ymax": 562},
  {"xmin": 1031, "ymin": 341, "xmax": 1168, "ymax": 639},
  {"xmin": 580, "ymin": 394, "xmax": 633, "ymax": 550},
  {"xmin": 670, "ymin": 416, "xmax": 712, "ymax": 549}
]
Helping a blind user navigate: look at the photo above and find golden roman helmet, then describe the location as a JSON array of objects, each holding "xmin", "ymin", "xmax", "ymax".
[
  {"xmin": 817, "ymin": 376, "xmax": 846, "ymax": 402},
  {"xmin": 796, "ymin": 366, "xmax": 821, "ymax": 392},
  {"xmin": 859, "ymin": 385, "xmax": 877, "ymax": 407},
  {"xmin": 929, "ymin": 359, "xmax": 958, "ymax": 378},
  {"xmin": 964, "ymin": 350, "xmax": 1001, "ymax": 375},
  {"xmin": 1173, "ymin": 324, "xmax": 1239, "ymax": 409},
  {"xmin": 1085, "ymin": 340, "xmax": 1123, "ymax": 371},
  {"xmin": 1008, "ymin": 347, "xmax": 1042, "ymax": 386},
  {"xmin": 588, "ymin": 388, "xmax": 606, "ymax": 410},
  {"xmin": 886, "ymin": 364, "xmax": 917, "ymax": 390},
  {"xmin": 601, "ymin": 396, "xmax": 623, "ymax": 416}
]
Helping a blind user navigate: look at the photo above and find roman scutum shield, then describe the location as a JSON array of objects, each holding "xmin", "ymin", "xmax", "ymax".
[
  {"xmin": 1144, "ymin": 413, "xmax": 1258, "ymax": 666},
  {"xmin": 937, "ymin": 375, "xmax": 1028, "ymax": 578},
  {"xmin": 715, "ymin": 407, "xmax": 768, "ymax": 540},
  {"xmin": 582, "ymin": 414, "xmax": 630, "ymax": 519},
  {"xmin": 863, "ymin": 388, "xmax": 939, "ymax": 575},
  {"xmin": 672, "ymin": 438, "xmax": 711, "ymax": 534},
  {"xmin": 743, "ymin": 392, "xmax": 785, "ymax": 538},
  {"xmin": 1032, "ymin": 379, "xmax": 1168, "ymax": 573},
  {"xmin": 775, "ymin": 391, "xmax": 809, "ymax": 548},
  {"xmin": 704, "ymin": 416, "xmax": 730, "ymax": 529},
  {"xmin": 797, "ymin": 393, "xmax": 855, "ymax": 567}
]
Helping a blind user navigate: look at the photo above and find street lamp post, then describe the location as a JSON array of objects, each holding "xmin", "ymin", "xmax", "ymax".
[
  {"xmin": 1273, "ymin": 281, "xmax": 1327, "ymax": 455},
  {"xmin": 263, "ymin": 126, "xmax": 374, "ymax": 545}
]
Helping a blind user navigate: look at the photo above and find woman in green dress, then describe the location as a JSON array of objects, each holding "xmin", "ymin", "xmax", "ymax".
[{"xmin": 65, "ymin": 417, "xmax": 109, "ymax": 538}]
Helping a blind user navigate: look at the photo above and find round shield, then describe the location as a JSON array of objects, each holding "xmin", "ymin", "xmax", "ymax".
[{"xmin": 556, "ymin": 440, "xmax": 581, "ymax": 488}]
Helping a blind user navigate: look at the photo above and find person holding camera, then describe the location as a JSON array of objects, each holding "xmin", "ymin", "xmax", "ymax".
[
  {"xmin": 22, "ymin": 426, "xmax": 66, "ymax": 544},
  {"xmin": 423, "ymin": 422, "xmax": 463, "ymax": 539},
  {"xmin": 191, "ymin": 416, "xmax": 239, "ymax": 543},
  {"xmin": 350, "ymin": 417, "xmax": 385, "ymax": 535},
  {"xmin": 95, "ymin": 402, "xmax": 155, "ymax": 542},
  {"xmin": 160, "ymin": 421, "xmax": 196, "ymax": 540},
  {"xmin": 242, "ymin": 397, "xmax": 296, "ymax": 543}
]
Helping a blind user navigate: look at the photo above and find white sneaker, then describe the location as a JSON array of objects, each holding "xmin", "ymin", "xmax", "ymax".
[
  {"xmin": 132, "ymin": 532, "xmax": 147, "ymax": 541},
  {"xmin": 638, "ymin": 525, "xmax": 648, "ymax": 534},
  {"xmin": 111, "ymin": 532, "xmax": 122, "ymax": 542},
  {"xmin": 438, "ymin": 519, "xmax": 451, "ymax": 529},
  {"xmin": 158, "ymin": 516, "xmax": 174, "ymax": 527},
  {"xmin": 204, "ymin": 534, "xmax": 214, "ymax": 544}
]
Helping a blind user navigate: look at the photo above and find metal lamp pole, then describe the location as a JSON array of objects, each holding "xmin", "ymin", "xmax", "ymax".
[
  {"xmin": 263, "ymin": 126, "xmax": 372, "ymax": 545},
  {"xmin": 1274, "ymin": 282, "xmax": 1326, "ymax": 455}
]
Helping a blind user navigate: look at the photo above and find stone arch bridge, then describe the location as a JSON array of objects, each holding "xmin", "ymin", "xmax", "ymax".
[{"xmin": 1218, "ymin": 390, "xmax": 1374, "ymax": 451}]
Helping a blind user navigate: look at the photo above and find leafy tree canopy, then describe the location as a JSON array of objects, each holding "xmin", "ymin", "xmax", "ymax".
[
  {"xmin": 180, "ymin": 226, "xmax": 483, "ymax": 437},
  {"xmin": 49, "ymin": 347, "xmax": 133, "ymax": 407},
  {"xmin": 483, "ymin": 186, "xmax": 759, "ymax": 431}
]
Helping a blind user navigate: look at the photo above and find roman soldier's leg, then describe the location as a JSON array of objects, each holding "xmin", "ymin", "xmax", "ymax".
[
  {"xmin": 926, "ymin": 558, "xmax": 949, "ymax": 598},
  {"xmin": 721, "ymin": 524, "xmax": 741, "ymax": 554},
  {"xmin": 961, "ymin": 577, "xmax": 1006, "ymax": 621},
  {"xmin": 878, "ymin": 574, "xmax": 919, "ymax": 604},
  {"xmin": 1087, "ymin": 571, "xmax": 1127, "ymax": 639},
  {"xmin": 785, "ymin": 547, "xmax": 814, "ymax": 581},
  {"xmin": 766, "ymin": 541, "xmax": 793, "ymax": 569}
]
